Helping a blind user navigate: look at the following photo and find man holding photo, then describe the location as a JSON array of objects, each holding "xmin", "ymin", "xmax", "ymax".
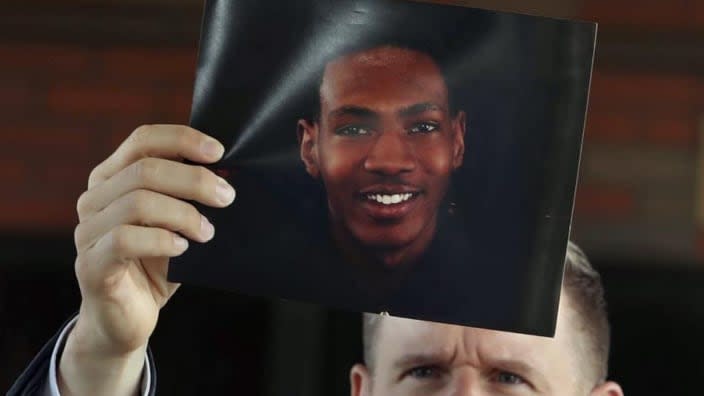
[{"xmin": 5, "ymin": 126, "xmax": 623, "ymax": 395}]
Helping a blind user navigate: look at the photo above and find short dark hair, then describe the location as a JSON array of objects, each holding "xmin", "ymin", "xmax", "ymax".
[
  {"xmin": 362, "ymin": 241, "xmax": 611, "ymax": 384},
  {"xmin": 298, "ymin": 5, "xmax": 495, "ymax": 122},
  {"xmin": 313, "ymin": 44, "xmax": 460, "ymax": 121}
]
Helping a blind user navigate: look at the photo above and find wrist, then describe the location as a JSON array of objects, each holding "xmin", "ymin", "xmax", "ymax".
[{"xmin": 58, "ymin": 318, "xmax": 147, "ymax": 396}]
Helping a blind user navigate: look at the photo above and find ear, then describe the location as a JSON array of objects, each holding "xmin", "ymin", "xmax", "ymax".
[
  {"xmin": 297, "ymin": 118, "xmax": 320, "ymax": 178},
  {"xmin": 349, "ymin": 363, "xmax": 373, "ymax": 396},
  {"xmin": 589, "ymin": 381, "xmax": 624, "ymax": 396},
  {"xmin": 451, "ymin": 110, "xmax": 466, "ymax": 169}
]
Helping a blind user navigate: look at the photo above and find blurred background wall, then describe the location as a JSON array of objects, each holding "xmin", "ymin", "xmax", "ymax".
[{"xmin": 1, "ymin": 0, "xmax": 703, "ymax": 394}]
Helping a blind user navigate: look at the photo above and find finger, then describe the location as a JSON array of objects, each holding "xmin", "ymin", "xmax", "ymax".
[
  {"xmin": 77, "ymin": 225, "xmax": 188, "ymax": 288},
  {"xmin": 88, "ymin": 125, "xmax": 224, "ymax": 189},
  {"xmin": 77, "ymin": 157, "xmax": 235, "ymax": 220},
  {"xmin": 75, "ymin": 189, "xmax": 215, "ymax": 251}
]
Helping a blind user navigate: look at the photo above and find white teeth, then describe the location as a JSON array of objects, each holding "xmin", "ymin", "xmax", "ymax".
[{"xmin": 365, "ymin": 193, "xmax": 415, "ymax": 205}]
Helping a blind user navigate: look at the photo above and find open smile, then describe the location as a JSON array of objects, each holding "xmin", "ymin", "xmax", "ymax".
[
  {"xmin": 364, "ymin": 192, "xmax": 418, "ymax": 205},
  {"xmin": 358, "ymin": 185, "xmax": 423, "ymax": 219}
]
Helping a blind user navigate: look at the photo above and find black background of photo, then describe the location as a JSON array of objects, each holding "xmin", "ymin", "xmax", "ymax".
[{"xmin": 169, "ymin": 0, "xmax": 596, "ymax": 336}]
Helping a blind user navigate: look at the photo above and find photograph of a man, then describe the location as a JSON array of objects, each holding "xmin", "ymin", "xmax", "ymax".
[
  {"xmin": 297, "ymin": 44, "xmax": 465, "ymax": 268},
  {"xmin": 169, "ymin": 0, "xmax": 597, "ymax": 335}
]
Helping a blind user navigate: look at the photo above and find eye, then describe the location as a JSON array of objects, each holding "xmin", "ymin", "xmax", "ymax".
[
  {"xmin": 335, "ymin": 125, "xmax": 372, "ymax": 136},
  {"xmin": 493, "ymin": 371, "xmax": 526, "ymax": 386},
  {"xmin": 409, "ymin": 121, "xmax": 439, "ymax": 134},
  {"xmin": 405, "ymin": 365, "xmax": 444, "ymax": 380}
]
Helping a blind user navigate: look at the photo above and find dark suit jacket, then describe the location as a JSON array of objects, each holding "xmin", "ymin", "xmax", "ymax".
[{"xmin": 7, "ymin": 315, "xmax": 157, "ymax": 396}]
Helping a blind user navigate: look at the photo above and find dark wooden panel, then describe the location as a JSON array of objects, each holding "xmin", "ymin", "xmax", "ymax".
[
  {"xmin": 596, "ymin": 28, "xmax": 704, "ymax": 75},
  {"xmin": 0, "ymin": 4, "xmax": 202, "ymax": 48}
]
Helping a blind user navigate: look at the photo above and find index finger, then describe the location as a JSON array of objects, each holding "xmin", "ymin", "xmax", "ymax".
[{"xmin": 88, "ymin": 125, "xmax": 224, "ymax": 189}]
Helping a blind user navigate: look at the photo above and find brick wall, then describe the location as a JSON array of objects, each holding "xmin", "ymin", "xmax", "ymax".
[
  {"xmin": 1, "ymin": 1, "xmax": 703, "ymax": 263},
  {"xmin": 582, "ymin": 0, "xmax": 704, "ymax": 30},
  {"xmin": 576, "ymin": 71, "xmax": 702, "ymax": 225},
  {"xmin": 572, "ymin": 3, "xmax": 704, "ymax": 262},
  {"xmin": 0, "ymin": 43, "xmax": 197, "ymax": 232}
]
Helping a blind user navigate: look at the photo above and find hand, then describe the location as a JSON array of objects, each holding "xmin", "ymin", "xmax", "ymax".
[{"xmin": 58, "ymin": 125, "xmax": 235, "ymax": 395}]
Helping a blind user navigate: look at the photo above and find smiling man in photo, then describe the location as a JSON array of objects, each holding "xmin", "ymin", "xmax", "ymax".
[
  {"xmin": 298, "ymin": 45, "xmax": 466, "ymax": 270},
  {"xmin": 164, "ymin": 0, "xmax": 589, "ymax": 332}
]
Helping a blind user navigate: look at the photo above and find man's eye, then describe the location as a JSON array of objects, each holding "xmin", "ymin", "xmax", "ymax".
[
  {"xmin": 409, "ymin": 122, "xmax": 439, "ymax": 134},
  {"xmin": 406, "ymin": 365, "xmax": 442, "ymax": 380},
  {"xmin": 494, "ymin": 371, "xmax": 526, "ymax": 385},
  {"xmin": 335, "ymin": 125, "xmax": 372, "ymax": 136}
]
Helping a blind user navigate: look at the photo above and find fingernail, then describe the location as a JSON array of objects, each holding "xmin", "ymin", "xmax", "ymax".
[
  {"xmin": 215, "ymin": 177, "xmax": 236, "ymax": 205},
  {"xmin": 201, "ymin": 139, "xmax": 224, "ymax": 159},
  {"xmin": 173, "ymin": 235, "xmax": 189, "ymax": 251},
  {"xmin": 201, "ymin": 215, "xmax": 215, "ymax": 241}
]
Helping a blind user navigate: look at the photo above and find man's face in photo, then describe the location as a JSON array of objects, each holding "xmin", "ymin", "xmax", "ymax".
[{"xmin": 299, "ymin": 46, "xmax": 466, "ymax": 266}]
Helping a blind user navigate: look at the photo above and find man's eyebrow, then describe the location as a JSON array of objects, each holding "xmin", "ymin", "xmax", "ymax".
[
  {"xmin": 328, "ymin": 106, "xmax": 379, "ymax": 119},
  {"xmin": 392, "ymin": 352, "xmax": 450, "ymax": 371},
  {"xmin": 399, "ymin": 102, "xmax": 444, "ymax": 117}
]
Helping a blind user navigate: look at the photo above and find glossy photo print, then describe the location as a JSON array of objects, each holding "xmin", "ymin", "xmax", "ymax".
[{"xmin": 169, "ymin": 0, "xmax": 597, "ymax": 336}]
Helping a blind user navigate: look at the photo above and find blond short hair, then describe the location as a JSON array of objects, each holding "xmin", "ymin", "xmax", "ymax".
[{"xmin": 362, "ymin": 241, "xmax": 610, "ymax": 384}]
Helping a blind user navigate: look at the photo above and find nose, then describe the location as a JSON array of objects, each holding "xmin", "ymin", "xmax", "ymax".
[
  {"xmin": 447, "ymin": 371, "xmax": 482, "ymax": 396},
  {"xmin": 363, "ymin": 129, "xmax": 416, "ymax": 175}
]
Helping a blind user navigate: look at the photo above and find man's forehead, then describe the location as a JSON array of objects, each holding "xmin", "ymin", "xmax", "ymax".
[
  {"xmin": 319, "ymin": 46, "xmax": 449, "ymax": 109},
  {"xmin": 380, "ymin": 316, "xmax": 459, "ymax": 355},
  {"xmin": 378, "ymin": 316, "xmax": 551, "ymax": 362},
  {"xmin": 327, "ymin": 46, "xmax": 433, "ymax": 68},
  {"xmin": 375, "ymin": 297, "xmax": 580, "ymax": 374}
]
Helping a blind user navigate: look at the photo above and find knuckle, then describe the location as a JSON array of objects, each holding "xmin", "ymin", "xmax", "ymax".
[
  {"xmin": 176, "ymin": 126, "xmax": 198, "ymax": 148},
  {"xmin": 131, "ymin": 158, "xmax": 159, "ymax": 186},
  {"xmin": 131, "ymin": 124, "xmax": 154, "ymax": 143},
  {"xmin": 157, "ymin": 230, "xmax": 174, "ymax": 252},
  {"xmin": 183, "ymin": 204, "xmax": 202, "ymax": 230},
  {"xmin": 87, "ymin": 166, "xmax": 103, "ymax": 188},
  {"xmin": 109, "ymin": 225, "xmax": 132, "ymax": 255},
  {"xmin": 73, "ymin": 222, "xmax": 87, "ymax": 249},
  {"xmin": 193, "ymin": 166, "xmax": 213, "ymax": 196},
  {"xmin": 125, "ymin": 190, "xmax": 153, "ymax": 221},
  {"xmin": 76, "ymin": 190, "xmax": 91, "ymax": 216}
]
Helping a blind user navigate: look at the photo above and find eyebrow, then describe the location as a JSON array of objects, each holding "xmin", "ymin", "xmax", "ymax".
[
  {"xmin": 328, "ymin": 106, "xmax": 378, "ymax": 119},
  {"xmin": 328, "ymin": 102, "xmax": 444, "ymax": 120},
  {"xmin": 392, "ymin": 352, "xmax": 451, "ymax": 371},
  {"xmin": 491, "ymin": 359, "xmax": 537, "ymax": 376},
  {"xmin": 398, "ymin": 102, "xmax": 443, "ymax": 117}
]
